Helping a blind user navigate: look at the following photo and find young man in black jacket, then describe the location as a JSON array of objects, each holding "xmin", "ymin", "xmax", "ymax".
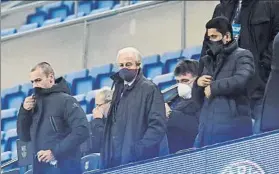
[
  {"xmin": 201, "ymin": 0, "xmax": 279, "ymax": 134},
  {"xmin": 165, "ymin": 60, "xmax": 200, "ymax": 153},
  {"xmin": 17, "ymin": 62, "xmax": 89, "ymax": 174},
  {"xmin": 261, "ymin": 32, "xmax": 279, "ymax": 132},
  {"xmin": 193, "ymin": 17, "xmax": 255, "ymax": 147}
]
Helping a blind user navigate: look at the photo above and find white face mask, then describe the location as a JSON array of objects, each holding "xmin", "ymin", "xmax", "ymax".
[{"xmin": 177, "ymin": 83, "xmax": 192, "ymax": 99}]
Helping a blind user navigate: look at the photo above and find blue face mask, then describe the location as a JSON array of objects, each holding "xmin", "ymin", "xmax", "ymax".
[{"xmin": 119, "ymin": 68, "xmax": 138, "ymax": 82}]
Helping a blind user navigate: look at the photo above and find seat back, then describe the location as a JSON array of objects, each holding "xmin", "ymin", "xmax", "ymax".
[
  {"xmin": 81, "ymin": 153, "xmax": 101, "ymax": 173},
  {"xmin": 16, "ymin": 140, "xmax": 33, "ymax": 167}
]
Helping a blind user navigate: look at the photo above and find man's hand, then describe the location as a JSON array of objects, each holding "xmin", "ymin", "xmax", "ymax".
[
  {"xmin": 37, "ymin": 150, "xmax": 55, "ymax": 163},
  {"xmin": 92, "ymin": 108, "xmax": 104, "ymax": 119},
  {"xmin": 165, "ymin": 103, "xmax": 172, "ymax": 118},
  {"xmin": 204, "ymin": 85, "xmax": 211, "ymax": 98},
  {"xmin": 23, "ymin": 96, "xmax": 35, "ymax": 111},
  {"xmin": 197, "ymin": 75, "xmax": 212, "ymax": 87}
]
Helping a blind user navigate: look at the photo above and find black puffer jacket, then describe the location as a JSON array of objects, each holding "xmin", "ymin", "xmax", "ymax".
[
  {"xmin": 193, "ymin": 41, "xmax": 255, "ymax": 147},
  {"xmin": 17, "ymin": 77, "xmax": 89, "ymax": 165},
  {"xmin": 201, "ymin": 0, "xmax": 279, "ymax": 99}
]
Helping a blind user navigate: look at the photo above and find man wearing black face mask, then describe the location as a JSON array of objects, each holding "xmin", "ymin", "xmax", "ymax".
[
  {"xmin": 17, "ymin": 62, "xmax": 89, "ymax": 174},
  {"xmin": 192, "ymin": 17, "xmax": 255, "ymax": 147},
  {"xmin": 101, "ymin": 47, "xmax": 167, "ymax": 169},
  {"xmin": 201, "ymin": 0, "xmax": 279, "ymax": 134}
]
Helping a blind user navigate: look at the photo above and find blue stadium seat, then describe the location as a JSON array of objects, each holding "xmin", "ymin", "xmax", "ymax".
[
  {"xmin": 65, "ymin": 69, "xmax": 92, "ymax": 95},
  {"xmin": 160, "ymin": 50, "xmax": 183, "ymax": 73},
  {"xmin": 85, "ymin": 90, "xmax": 98, "ymax": 114},
  {"xmin": 142, "ymin": 54, "xmax": 163, "ymax": 79},
  {"xmin": 21, "ymin": 83, "xmax": 33, "ymax": 97},
  {"xmin": 1, "ymin": 131, "xmax": 6, "ymax": 152},
  {"xmin": 81, "ymin": 153, "xmax": 100, "ymax": 173},
  {"xmin": 63, "ymin": 1, "xmax": 74, "ymax": 14},
  {"xmin": 64, "ymin": 12, "xmax": 85, "ymax": 21},
  {"xmin": 49, "ymin": 4, "xmax": 71, "ymax": 20},
  {"xmin": 42, "ymin": 17, "xmax": 63, "ymax": 26},
  {"xmin": 131, "ymin": 0, "xmax": 140, "ymax": 4},
  {"xmin": 90, "ymin": 7, "xmax": 111, "ymax": 15},
  {"xmin": 18, "ymin": 23, "xmax": 39, "ymax": 33},
  {"xmin": 181, "ymin": 46, "xmax": 202, "ymax": 60},
  {"xmin": 5, "ymin": 129, "xmax": 18, "ymax": 158},
  {"xmin": 37, "ymin": 2, "xmax": 63, "ymax": 14},
  {"xmin": 1, "ymin": 108, "xmax": 18, "ymax": 132},
  {"xmin": 88, "ymin": 64, "xmax": 113, "ymax": 89},
  {"xmin": 1, "ymin": 28, "xmax": 16, "ymax": 37},
  {"xmin": 97, "ymin": 0, "xmax": 117, "ymax": 9},
  {"xmin": 152, "ymin": 73, "xmax": 176, "ymax": 91},
  {"xmin": 26, "ymin": 11, "xmax": 48, "ymax": 26},
  {"xmin": 73, "ymin": 94, "xmax": 87, "ymax": 113},
  {"xmin": 1, "ymin": 151, "xmax": 12, "ymax": 163},
  {"xmin": 78, "ymin": 1, "xmax": 93, "ymax": 15},
  {"xmin": 1, "ymin": 85, "xmax": 25, "ymax": 109},
  {"xmin": 86, "ymin": 114, "xmax": 93, "ymax": 122}
]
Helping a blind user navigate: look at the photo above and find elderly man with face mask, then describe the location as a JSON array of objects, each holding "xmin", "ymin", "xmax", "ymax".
[
  {"xmin": 101, "ymin": 47, "xmax": 167, "ymax": 169},
  {"xmin": 192, "ymin": 17, "xmax": 255, "ymax": 147},
  {"xmin": 165, "ymin": 60, "xmax": 200, "ymax": 154},
  {"xmin": 89, "ymin": 87, "xmax": 113, "ymax": 153}
]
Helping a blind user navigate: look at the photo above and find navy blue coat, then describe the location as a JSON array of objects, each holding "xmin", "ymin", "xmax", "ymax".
[
  {"xmin": 167, "ymin": 97, "xmax": 199, "ymax": 153},
  {"xmin": 261, "ymin": 32, "xmax": 279, "ymax": 132},
  {"xmin": 193, "ymin": 41, "xmax": 255, "ymax": 147},
  {"xmin": 101, "ymin": 70, "xmax": 167, "ymax": 169}
]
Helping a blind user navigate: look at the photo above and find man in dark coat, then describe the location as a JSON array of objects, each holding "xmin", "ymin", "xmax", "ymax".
[
  {"xmin": 193, "ymin": 17, "xmax": 255, "ymax": 147},
  {"xmin": 261, "ymin": 33, "xmax": 279, "ymax": 132},
  {"xmin": 165, "ymin": 60, "xmax": 200, "ymax": 153},
  {"xmin": 89, "ymin": 87, "xmax": 112, "ymax": 153},
  {"xmin": 101, "ymin": 47, "xmax": 167, "ymax": 169},
  {"xmin": 201, "ymin": 0, "xmax": 279, "ymax": 134},
  {"xmin": 17, "ymin": 62, "xmax": 89, "ymax": 174}
]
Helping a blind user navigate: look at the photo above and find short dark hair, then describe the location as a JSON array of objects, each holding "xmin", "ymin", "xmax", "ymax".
[
  {"xmin": 174, "ymin": 59, "xmax": 199, "ymax": 77},
  {"xmin": 31, "ymin": 62, "xmax": 55, "ymax": 77},
  {"xmin": 206, "ymin": 16, "xmax": 233, "ymax": 39}
]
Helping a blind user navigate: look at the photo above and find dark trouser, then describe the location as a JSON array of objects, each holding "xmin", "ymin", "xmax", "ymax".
[
  {"xmin": 250, "ymin": 98, "xmax": 263, "ymax": 134},
  {"xmin": 33, "ymin": 158, "xmax": 82, "ymax": 174}
]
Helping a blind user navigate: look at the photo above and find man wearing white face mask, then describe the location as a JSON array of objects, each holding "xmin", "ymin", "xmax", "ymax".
[
  {"xmin": 90, "ymin": 87, "xmax": 113, "ymax": 153},
  {"xmin": 165, "ymin": 60, "xmax": 200, "ymax": 154}
]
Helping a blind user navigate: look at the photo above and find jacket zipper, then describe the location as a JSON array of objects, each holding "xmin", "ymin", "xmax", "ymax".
[{"xmin": 50, "ymin": 116, "xmax": 58, "ymax": 133}]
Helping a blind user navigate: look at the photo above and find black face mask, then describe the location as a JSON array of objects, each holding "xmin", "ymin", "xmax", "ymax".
[
  {"xmin": 119, "ymin": 68, "xmax": 138, "ymax": 82},
  {"xmin": 207, "ymin": 40, "xmax": 224, "ymax": 56}
]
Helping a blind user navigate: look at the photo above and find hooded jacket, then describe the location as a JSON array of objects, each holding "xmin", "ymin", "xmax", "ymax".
[{"xmin": 17, "ymin": 77, "xmax": 89, "ymax": 163}]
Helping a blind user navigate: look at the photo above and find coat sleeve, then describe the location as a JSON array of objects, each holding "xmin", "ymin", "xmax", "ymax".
[
  {"xmin": 201, "ymin": 4, "xmax": 221, "ymax": 57},
  {"xmin": 134, "ymin": 86, "xmax": 167, "ymax": 158},
  {"xmin": 192, "ymin": 58, "xmax": 205, "ymax": 107},
  {"xmin": 90, "ymin": 118, "xmax": 105, "ymax": 152},
  {"xmin": 210, "ymin": 50, "xmax": 255, "ymax": 97},
  {"xmin": 17, "ymin": 105, "xmax": 32, "ymax": 142},
  {"xmin": 260, "ymin": 2, "xmax": 279, "ymax": 69},
  {"xmin": 51, "ymin": 97, "xmax": 90, "ymax": 158}
]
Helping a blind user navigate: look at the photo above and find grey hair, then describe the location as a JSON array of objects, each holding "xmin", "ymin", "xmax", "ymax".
[
  {"xmin": 97, "ymin": 86, "xmax": 113, "ymax": 102},
  {"xmin": 116, "ymin": 47, "xmax": 143, "ymax": 64},
  {"xmin": 31, "ymin": 62, "xmax": 55, "ymax": 77}
]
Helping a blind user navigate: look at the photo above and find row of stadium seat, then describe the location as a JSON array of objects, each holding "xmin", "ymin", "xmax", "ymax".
[
  {"xmin": 1, "ymin": 0, "xmax": 140, "ymax": 37},
  {"xmin": 1, "ymin": 46, "xmax": 201, "ymax": 110}
]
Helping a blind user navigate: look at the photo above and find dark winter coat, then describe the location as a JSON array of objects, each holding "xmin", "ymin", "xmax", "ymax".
[
  {"xmin": 101, "ymin": 70, "xmax": 167, "ymax": 169},
  {"xmin": 201, "ymin": 0, "xmax": 279, "ymax": 99},
  {"xmin": 17, "ymin": 77, "xmax": 89, "ymax": 173},
  {"xmin": 193, "ymin": 41, "xmax": 255, "ymax": 147},
  {"xmin": 167, "ymin": 97, "xmax": 199, "ymax": 153},
  {"xmin": 261, "ymin": 32, "xmax": 279, "ymax": 132}
]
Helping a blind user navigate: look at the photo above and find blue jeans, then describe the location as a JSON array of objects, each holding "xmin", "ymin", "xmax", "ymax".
[{"xmin": 250, "ymin": 98, "xmax": 263, "ymax": 134}]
